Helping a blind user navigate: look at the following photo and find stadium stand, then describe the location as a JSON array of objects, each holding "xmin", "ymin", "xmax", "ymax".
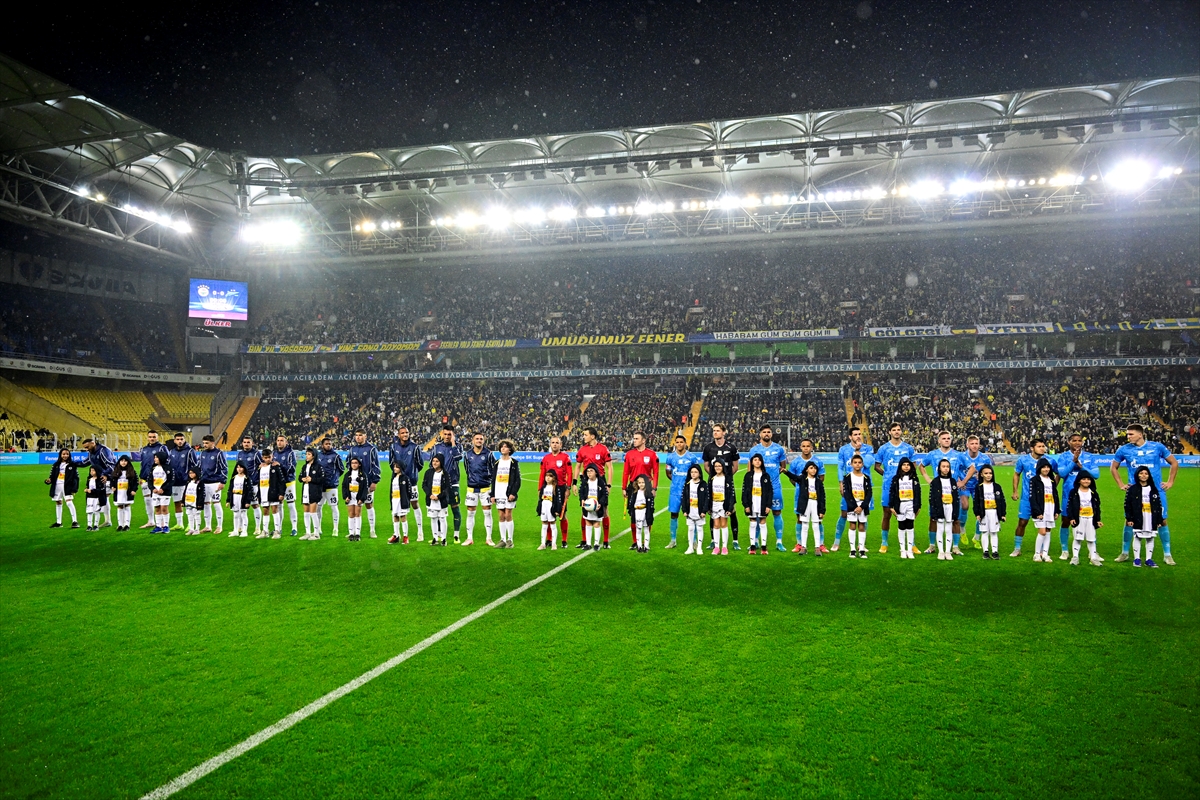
[
  {"xmin": 858, "ymin": 384, "xmax": 1001, "ymax": 452},
  {"xmin": 574, "ymin": 390, "xmax": 694, "ymax": 451},
  {"xmin": 21, "ymin": 386, "xmax": 156, "ymax": 445},
  {"xmin": 248, "ymin": 233, "xmax": 1199, "ymax": 345},
  {"xmin": 695, "ymin": 388, "xmax": 849, "ymax": 453}
]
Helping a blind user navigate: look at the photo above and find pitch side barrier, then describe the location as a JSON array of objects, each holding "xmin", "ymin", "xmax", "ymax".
[
  {"xmin": 5, "ymin": 451, "xmax": 1200, "ymax": 468},
  {"xmin": 242, "ymin": 355, "xmax": 1200, "ymax": 383}
]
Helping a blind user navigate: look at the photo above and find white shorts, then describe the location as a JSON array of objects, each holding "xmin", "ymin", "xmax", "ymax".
[
  {"xmin": 51, "ymin": 487, "xmax": 71, "ymax": 502},
  {"xmin": 284, "ymin": 486, "xmax": 296, "ymax": 504},
  {"xmin": 153, "ymin": 494, "xmax": 172, "ymax": 508},
  {"xmin": 465, "ymin": 488, "xmax": 491, "ymax": 508},
  {"xmin": 300, "ymin": 484, "xmax": 320, "ymax": 505},
  {"xmin": 1134, "ymin": 528, "xmax": 1157, "ymax": 539},
  {"xmin": 86, "ymin": 498, "xmax": 100, "ymax": 513},
  {"xmin": 171, "ymin": 486, "xmax": 186, "ymax": 502},
  {"xmin": 231, "ymin": 496, "xmax": 247, "ymax": 511},
  {"xmin": 205, "ymin": 483, "xmax": 223, "ymax": 505},
  {"xmin": 711, "ymin": 508, "xmax": 727, "ymax": 519},
  {"xmin": 979, "ymin": 510, "xmax": 1001, "ymax": 533},
  {"xmin": 583, "ymin": 511, "xmax": 603, "ymax": 523},
  {"xmin": 427, "ymin": 506, "xmax": 447, "ymax": 520},
  {"xmin": 493, "ymin": 496, "xmax": 515, "ymax": 511},
  {"xmin": 346, "ymin": 497, "xmax": 360, "ymax": 507},
  {"xmin": 846, "ymin": 511, "xmax": 867, "ymax": 524},
  {"xmin": 321, "ymin": 489, "xmax": 338, "ymax": 505},
  {"xmin": 391, "ymin": 496, "xmax": 409, "ymax": 517},
  {"xmin": 1073, "ymin": 518, "xmax": 1096, "ymax": 539}
]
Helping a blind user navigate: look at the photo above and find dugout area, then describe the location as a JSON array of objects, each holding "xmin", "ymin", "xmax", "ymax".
[{"xmin": 2, "ymin": 463, "xmax": 1197, "ymax": 799}]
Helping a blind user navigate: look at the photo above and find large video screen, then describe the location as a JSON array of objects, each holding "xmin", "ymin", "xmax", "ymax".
[{"xmin": 188, "ymin": 279, "xmax": 248, "ymax": 322}]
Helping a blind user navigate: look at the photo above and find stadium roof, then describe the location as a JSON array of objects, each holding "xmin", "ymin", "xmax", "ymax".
[{"xmin": 1, "ymin": 53, "xmax": 1197, "ymax": 267}]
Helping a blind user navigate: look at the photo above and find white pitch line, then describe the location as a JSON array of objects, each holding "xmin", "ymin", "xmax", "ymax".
[{"xmin": 141, "ymin": 507, "xmax": 665, "ymax": 800}]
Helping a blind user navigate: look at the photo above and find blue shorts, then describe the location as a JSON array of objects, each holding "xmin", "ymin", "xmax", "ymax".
[
  {"xmin": 880, "ymin": 479, "xmax": 897, "ymax": 507},
  {"xmin": 1161, "ymin": 492, "xmax": 1169, "ymax": 520},
  {"xmin": 770, "ymin": 479, "xmax": 783, "ymax": 513},
  {"xmin": 668, "ymin": 485, "xmax": 688, "ymax": 514},
  {"xmin": 1018, "ymin": 495, "xmax": 1031, "ymax": 521}
]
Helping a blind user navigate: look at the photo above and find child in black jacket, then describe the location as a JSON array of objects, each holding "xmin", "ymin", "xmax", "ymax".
[
  {"xmin": 1124, "ymin": 466, "xmax": 1164, "ymax": 568},
  {"xmin": 1028, "ymin": 457, "xmax": 1060, "ymax": 563},
  {"xmin": 84, "ymin": 466, "xmax": 108, "ymax": 531},
  {"xmin": 226, "ymin": 460, "xmax": 257, "ymax": 537},
  {"xmin": 626, "ymin": 475, "xmax": 655, "ymax": 552},
  {"xmin": 681, "ymin": 465, "xmax": 711, "ymax": 555},
  {"xmin": 578, "ymin": 464, "xmax": 610, "ymax": 551},
  {"xmin": 742, "ymin": 454, "xmax": 775, "ymax": 554},
  {"xmin": 795, "ymin": 460, "xmax": 826, "ymax": 556},
  {"xmin": 971, "ymin": 464, "xmax": 1006, "ymax": 560},
  {"xmin": 888, "ymin": 457, "xmax": 921, "ymax": 560},
  {"xmin": 537, "ymin": 471, "xmax": 567, "ymax": 550},
  {"xmin": 928, "ymin": 458, "xmax": 959, "ymax": 561},
  {"xmin": 708, "ymin": 458, "xmax": 736, "ymax": 555},
  {"xmin": 1064, "ymin": 470, "xmax": 1102, "ymax": 566},
  {"xmin": 45, "ymin": 448, "xmax": 80, "ymax": 528}
]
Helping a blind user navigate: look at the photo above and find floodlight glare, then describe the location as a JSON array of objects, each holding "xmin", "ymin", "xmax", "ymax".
[
  {"xmin": 1106, "ymin": 160, "xmax": 1153, "ymax": 192},
  {"xmin": 242, "ymin": 220, "xmax": 303, "ymax": 246}
]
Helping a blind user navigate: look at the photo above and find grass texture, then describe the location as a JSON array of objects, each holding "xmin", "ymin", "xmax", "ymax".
[{"xmin": 1, "ymin": 464, "xmax": 1196, "ymax": 799}]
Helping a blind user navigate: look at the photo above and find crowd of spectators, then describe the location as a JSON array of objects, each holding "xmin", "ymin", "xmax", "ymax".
[
  {"xmin": 988, "ymin": 380, "xmax": 1181, "ymax": 453},
  {"xmin": 695, "ymin": 388, "xmax": 848, "ymax": 453},
  {"xmin": 575, "ymin": 390, "xmax": 693, "ymax": 451},
  {"xmin": 858, "ymin": 384, "xmax": 1001, "ymax": 452},
  {"xmin": 0, "ymin": 416, "xmax": 54, "ymax": 451},
  {"xmin": 246, "ymin": 385, "xmax": 584, "ymax": 451},
  {"xmin": 0, "ymin": 284, "xmax": 181, "ymax": 371},
  {"xmin": 249, "ymin": 231, "xmax": 1198, "ymax": 345}
]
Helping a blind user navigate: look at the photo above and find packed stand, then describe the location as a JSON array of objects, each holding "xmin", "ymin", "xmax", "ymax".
[
  {"xmin": 1133, "ymin": 382, "xmax": 1199, "ymax": 445},
  {"xmin": 248, "ymin": 230, "xmax": 1198, "ymax": 344},
  {"xmin": 696, "ymin": 389, "xmax": 848, "ymax": 452},
  {"xmin": 859, "ymin": 385, "xmax": 1000, "ymax": 452},
  {"xmin": 575, "ymin": 391, "xmax": 692, "ymax": 450},
  {"xmin": 987, "ymin": 380, "xmax": 1180, "ymax": 453}
]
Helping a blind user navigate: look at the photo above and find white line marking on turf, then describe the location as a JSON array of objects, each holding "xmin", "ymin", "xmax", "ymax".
[{"xmin": 141, "ymin": 507, "xmax": 665, "ymax": 800}]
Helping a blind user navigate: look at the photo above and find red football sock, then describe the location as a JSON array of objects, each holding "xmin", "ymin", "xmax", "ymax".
[
  {"xmin": 603, "ymin": 515, "xmax": 611, "ymax": 543},
  {"xmin": 560, "ymin": 517, "xmax": 568, "ymax": 543}
]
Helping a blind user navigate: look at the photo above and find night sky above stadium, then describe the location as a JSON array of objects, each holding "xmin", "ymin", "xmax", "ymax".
[{"xmin": 7, "ymin": 1, "xmax": 1198, "ymax": 156}]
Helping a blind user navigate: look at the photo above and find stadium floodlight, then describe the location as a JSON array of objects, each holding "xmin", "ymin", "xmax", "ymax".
[
  {"xmin": 241, "ymin": 220, "xmax": 303, "ymax": 246},
  {"xmin": 547, "ymin": 206, "xmax": 577, "ymax": 222},
  {"xmin": 513, "ymin": 207, "xmax": 546, "ymax": 224},
  {"xmin": 1106, "ymin": 160, "xmax": 1153, "ymax": 192},
  {"xmin": 121, "ymin": 203, "xmax": 192, "ymax": 234},
  {"xmin": 455, "ymin": 211, "xmax": 480, "ymax": 229},
  {"xmin": 482, "ymin": 208, "xmax": 511, "ymax": 229},
  {"xmin": 909, "ymin": 180, "xmax": 944, "ymax": 199},
  {"xmin": 585, "ymin": 206, "xmax": 606, "ymax": 218}
]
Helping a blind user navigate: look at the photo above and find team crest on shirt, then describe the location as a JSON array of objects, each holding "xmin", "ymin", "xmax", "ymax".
[
  {"xmin": 643, "ymin": 456, "xmax": 650, "ymax": 464},
  {"xmin": 555, "ymin": 460, "xmax": 563, "ymax": 467}
]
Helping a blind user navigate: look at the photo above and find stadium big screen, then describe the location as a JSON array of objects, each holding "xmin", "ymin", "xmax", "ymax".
[{"xmin": 188, "ymin": 278, "xmax": 248, "ymax": 325}]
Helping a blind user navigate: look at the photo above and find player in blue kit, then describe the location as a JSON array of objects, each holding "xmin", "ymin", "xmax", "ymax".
[
  {"xmin": 167, "ymin": 432, "xmax": 199, "ymax": 531},
  {"xmin": 664, "ymin": 435, "xmax": 703, "ymax": 548},
  {"xmin": 346, "ymin": 429, "xmax": 382, "ymax": 538},
  {"xmin": 747, "ymin": 425, "xmax": 789, "ymax": 551},
  {"xmin": 834, "ymin": 428, "xmax": 875, "ymax": 552},
  {"xmin": 463, "ymin": 433, "xmax": 498, "ymax": 546},
  {"xmin": 874, "ymin": 422, "xmax": 916, "ymax": 555},
  {"xmin": 431, "ymin": 425, "xmax": 465, "ymax": 543},
  {"xmin": 917, "ymin": 431, "xmax": 961, "ymax": 555},
  {"xmin": 389, "ymin": 425, "xmax": 425, "ymax": 541},
  {"xmin": 316, "ymin": 437, "xmax": 345, "ymax": 535},
  {"xmin": 955, "ymin": 435, "xmax": 992, "ymax": 553},
  {"xmin": 273, "ymin": 435, "xmax": 299, "ymax": 536},
  {"xmin": 1055, "ymin": 433, "xmax": 1108, "ymax": 561},
  {"xmin": 1010, "ymin": 438, "xmax": 1050, "ymax": 557},
  {"xmin": 1110, "ymin": 423, "xmax": 1179, "ymax": 565},
  {"xmin": 785, "ymin": 438, "xmax": 826, "ymax": 552},
  {"xmin": 197, "ymin": 435, "xmax": 229, "ymax": 533}
]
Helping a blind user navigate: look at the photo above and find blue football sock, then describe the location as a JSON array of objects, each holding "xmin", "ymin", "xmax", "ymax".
[
  {"xmin": 773, "ymin": 514, "xmax": 783, "ymax": 542},
  {"xmin": 834, "ymin": 516, "xmax": 846, "ymax": 543},
  {"xmin": 1014, "ymin": 533, "xmax": 1024, "ymax": 551},
  {"xmin": 1059, "ymin": 527, "xmax": 1071, "ymax": 551},
  {"xmin": 816, "ymin": 522, "xmax": 825, "ymax": 546},
  {"xmin": 794, "ymin": 521, "xmax": 803, "ymax": 545},
  {"xmin": 669, "ymin": 516, "xmax": 678, "ymax": 541},
  {"xmin": 929, "ymin": 529, "xmax": 937, "ymax": 546},
  {"xmin": 1159, "ymin": 525, "xmax": 1171, "ymax": 556},
  {"xmin": 1122, "ymin": 525, "xmax": 1133, "ymax": 554},
  {"xmin": 881, "ymin": 527, "xmax": 890, "ymax": 547},
  {"xmin": 975, "ymin": 519, "xmax": 982, "ymax": 541},
  {"xmin": 952, "ymin": 532, "xmax": 961, "ymax": 548}
]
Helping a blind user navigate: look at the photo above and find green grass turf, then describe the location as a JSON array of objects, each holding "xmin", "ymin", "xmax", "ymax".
[{"xmin": 1, "ymin": 463, "xmax": 1197, "ymax": 799}]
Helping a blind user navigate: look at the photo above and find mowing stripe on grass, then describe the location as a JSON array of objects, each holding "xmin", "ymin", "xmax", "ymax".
[{"xmin": 140, "ymin": 509, "xmax": 664, "ymax": 800}]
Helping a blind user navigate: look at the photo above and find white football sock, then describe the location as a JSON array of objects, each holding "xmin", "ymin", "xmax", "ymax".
[
  {"xmin": 1146, "ymin": 538, "xmax": 1155, "ymax": 559},
  {"xmin": 274, "ymin": 510, "xmax": 283, "ymax": 533},
  {"xmin": 466, "ymin": 508, "xmax": 476, "ymax": 539},
  {"xmin": 254, "ymin": 505, "xmax": 262, "ymax": 531},
  {"xmin": 367, "ymin": 507, "xmax": 376, "ymax": 534},
  {"xmin": 483, "ymin": 508, "xmax": 494, "ymax": 541},
  {"xmin": 55, "ymin": 503, "xmax": 63, "ymax": 524},
  {"xmin": 143, "ymin": 491, "xmax": 154, "ymax": 521},
  {"xmin": 401, "ymin": 519, "xmax": 409, "ymax": 538}
]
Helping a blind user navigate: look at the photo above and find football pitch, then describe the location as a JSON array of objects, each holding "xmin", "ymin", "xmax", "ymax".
[{"xmin": 1, "ymin": 463, "xmax": 1197, "ymax": 799}]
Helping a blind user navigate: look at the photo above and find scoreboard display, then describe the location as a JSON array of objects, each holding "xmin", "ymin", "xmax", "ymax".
[{"xmin": 188, "ymin": 278, "xmax": 248, "ymax": 324}]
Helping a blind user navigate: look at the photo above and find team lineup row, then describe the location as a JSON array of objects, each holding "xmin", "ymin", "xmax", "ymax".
[{"xmin": 44, "ymin": 420, "xmax": 1178, "ymax": 564}]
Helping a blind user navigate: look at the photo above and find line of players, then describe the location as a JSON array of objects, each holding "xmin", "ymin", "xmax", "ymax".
[{"xmin": 46, "ymin": 420, "xmax": 1178, "ymax": 565}]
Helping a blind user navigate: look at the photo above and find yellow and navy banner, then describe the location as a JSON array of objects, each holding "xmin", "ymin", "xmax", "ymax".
[{"xmin": 243, "ymin": 319, "xmax": 1198, "ymax": 353}]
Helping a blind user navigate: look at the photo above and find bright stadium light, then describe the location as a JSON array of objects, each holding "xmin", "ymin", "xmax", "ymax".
[
  {"xmin": 120, "ymin": 203, "xmax": 192, "ymax": 234},
  {"xmin": 1106, "ymin": 160, "xmax": 1152, "ymax": 192},
  {"xmin": 909, "ymin": 180, "xmax": 944, "ymax": 199},
  {"xmin": 241, "ymin": 220, "xmax": 303, "ymax": 246},
  {"xmin": 547, "ymin": 205, "xmax": 577, "ymax": 221}
]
